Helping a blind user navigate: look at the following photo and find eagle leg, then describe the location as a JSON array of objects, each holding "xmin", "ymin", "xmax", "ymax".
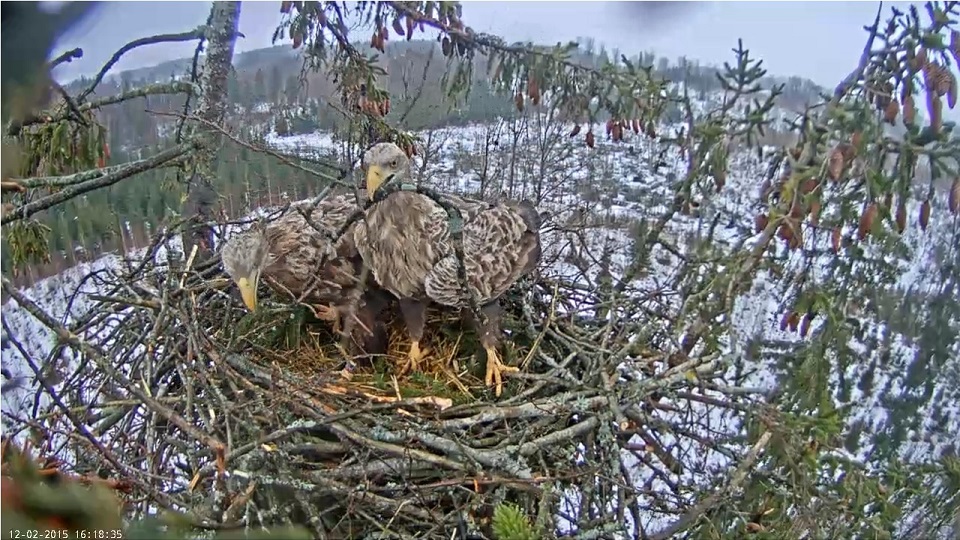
[
  {"xmin": 398, "ymin": 297, "xmax": 428, "ymax": 375},
  {"xmin": 403, "ymin": 341, "xmax": 428, "ymax": 375},
  {"xmin": 477, "ymin": 301, "xmax": 516, "ymax": 397},
  {"xmin": 343, "ymin": 291, "xmax": 390, "ymax": 366}
]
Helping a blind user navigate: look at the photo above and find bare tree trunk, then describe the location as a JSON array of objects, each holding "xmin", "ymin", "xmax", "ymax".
[{"xmin": 182, "ymin": 1, "xmax": 241, "ymax": 262}]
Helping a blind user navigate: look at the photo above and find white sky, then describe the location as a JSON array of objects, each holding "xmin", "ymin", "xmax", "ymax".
[{"xmin": 49, "ymin": 0, "xmax": 915, "ymax": 90}]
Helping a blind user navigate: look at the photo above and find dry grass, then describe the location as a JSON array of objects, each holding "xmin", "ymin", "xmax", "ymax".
[{"xmin": 243, "ymin": 305, "xmax": 534, "ymax": 406}]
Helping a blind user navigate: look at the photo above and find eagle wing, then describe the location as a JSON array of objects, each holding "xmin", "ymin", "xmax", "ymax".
[
  {"xmin": 434, "ymin": 192, "xmax": 489, "ymax": 221},
  {"xmin": 354, "ymin": 190, "xmax": 541, "ymax": 306},
  {"xmin": 424, "ymin": 198, "xmax": 541, "ymax": 307},
  {"xmin": 263, "ymin": 192, "xmax": 363, "ymax": 303}
]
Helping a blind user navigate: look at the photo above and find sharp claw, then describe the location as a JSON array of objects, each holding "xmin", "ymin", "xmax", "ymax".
[
  {"xmin": 400, "ymin": 340, "xmax": 427, "ymax": 375},
  {"xmin": 484, "ymin": 347, "xmax": 517, "ymax": 397}
]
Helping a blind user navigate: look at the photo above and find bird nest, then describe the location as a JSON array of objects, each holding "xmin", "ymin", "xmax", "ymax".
[
  {"xmin": 245, "ymin": 298, "xmax": 536, "ymax": 408},
  {"xmin": 192, "ymin": 274, "xmax": 579, "ymax": 538},
  {"xmin": 3, "ymin": 224, "xmax": 745, "ymax": 539},
  {"xmin": 5, "ymin": 239, "xmax": 585, "ymax": 536}
]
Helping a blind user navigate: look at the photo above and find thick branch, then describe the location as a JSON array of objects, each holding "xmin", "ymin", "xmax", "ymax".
[
  {"xmin": 833, "ymin": 3, "xmax": 885, "ymax": 100},
  {"xmin": 182, "ymin": 1, "xmax": 241, "ymax": 261},
  {"xmin": 84, "ymin": 81, "xmax": 197, "ymax": 111},
  {"xmin": 153, "ymin": 110, "xmax": 348, "ymax": 184},
  {"xmin": 49, "ymin": 47, "xmax": 82, "ymax": 69},
  {"xmin": 385, "ymin": 2, "xmax": 613, "ymax": 82},
  {"xmin": 1, "ymin": 144, "xmax": 192, "ymax": 225},
  {"xmin": 7, "ymin": 82, "xmax": 196, "ymax": 136}
]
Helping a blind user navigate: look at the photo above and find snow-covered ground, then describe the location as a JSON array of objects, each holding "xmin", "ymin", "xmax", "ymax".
[{"xmin": 3, "ymin": 108, "xmax": 958, "ymax": 535}]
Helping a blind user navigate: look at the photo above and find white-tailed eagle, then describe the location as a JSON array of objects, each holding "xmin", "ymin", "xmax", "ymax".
[
  {"xmin": 353, "ymin": 142, "xmax": 542, "ymax": 396},
  {"xmin": 220, "ymin": 192, "xmax": 388, "ymax": 355}
]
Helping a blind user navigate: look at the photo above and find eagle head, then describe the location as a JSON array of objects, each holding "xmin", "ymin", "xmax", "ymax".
[
  {"xmin": 220, "ymin": 223, "xmax": 272, "ymax": 311},
  {"xmin": 361, "ymin": 142, "xmax": 411, "ymax": 200}
]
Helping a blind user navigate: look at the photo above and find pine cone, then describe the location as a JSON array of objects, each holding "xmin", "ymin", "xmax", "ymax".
[
  {"xmin": 827, "ymin": 147, "xmax": 845, "ymax": 181},
  {"xmin": 896, "ymin": 199, "xmax": 907, "ymax": 233},
  {"xmin": 951, "ymin": 30, "xmax": 960, "ymax": 67},
  {"xmin": 927, "ymin": 92, "xmax": 943, "ymax": 133},
  {"xmin": 950, "ymin": 178, "xmax": 960, "ymax": 215},
  {"xmin": 923, "ymin": 62, "xmax": 954, "ymax": 98},
  {"xmin": 883, "ymin": 99, "xmax": 900, "ymax": 124},
  {"xmin": 809, "ymin": 199, "xmax": 822, "ymax": 227}
]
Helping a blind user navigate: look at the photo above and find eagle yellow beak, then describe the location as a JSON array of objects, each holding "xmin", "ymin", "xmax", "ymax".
[
  {"xmin": 236, "ymin": 276, "xmax": 258, "ymax": 311},
  {"xmin": 366, "ymin": 164, "xmax": 385, "ymax": 200}
]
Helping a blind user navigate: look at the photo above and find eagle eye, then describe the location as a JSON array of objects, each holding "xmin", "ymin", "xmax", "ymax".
[{"xmin": 390, "ymin": 158, "xmax": 400, "ymax": 168}]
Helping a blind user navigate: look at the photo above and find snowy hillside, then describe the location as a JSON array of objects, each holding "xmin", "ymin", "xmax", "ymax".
[{"xmin": 3, "ymin": 112, "xmax": 958, "ymax": 535}]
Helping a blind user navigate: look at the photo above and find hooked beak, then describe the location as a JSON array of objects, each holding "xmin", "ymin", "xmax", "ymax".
[
  {"xmin": 236, "ymin": 274, "xmax": 259, "ymax": 311},
  {"xmin": 366, "ymin": 164, "xmax": 386, "ymax": 200}
]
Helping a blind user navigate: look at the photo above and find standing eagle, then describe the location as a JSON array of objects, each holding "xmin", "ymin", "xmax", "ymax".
[
  {"xmin": 354, "ymin": 142, "xmax": 542, "ymax": 396},
  {"xmin": 220, "ymin": 192, "xmax": 389, "ymax": 355}
]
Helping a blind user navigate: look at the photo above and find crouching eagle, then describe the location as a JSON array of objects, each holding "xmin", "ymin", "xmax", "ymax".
[
  {"xmin": 220, "ymin": 193, "xmax": 389, "ymax": 355},
  {"xmin": 354, "ymin": 142, "xmax": 542, "ymax": 396}
]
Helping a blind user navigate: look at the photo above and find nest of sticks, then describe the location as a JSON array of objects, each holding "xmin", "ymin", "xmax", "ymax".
[{"xmin": 1, "ymin": 206, "xmax": 745, "ymax": 539}]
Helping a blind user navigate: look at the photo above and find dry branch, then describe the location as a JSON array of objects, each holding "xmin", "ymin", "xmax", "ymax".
[{"xmin": 78, "ymin": 27, "xmax": 207, "ymax": 102}]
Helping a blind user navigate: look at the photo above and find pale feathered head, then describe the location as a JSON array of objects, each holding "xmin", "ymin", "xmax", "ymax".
[
  {"xmin": 220, "ymin": 222, "xmax": 272, "ymax": 311},
  {"xmin": 361, "ymin": 142, "xmax": 412, "ymax": 200}
]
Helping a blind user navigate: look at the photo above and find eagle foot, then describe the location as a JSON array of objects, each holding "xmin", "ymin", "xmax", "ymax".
[
  {"xmin": 399, "ymin": 340, "xmax": 428, "ymax": 375},
  {"xmin": 484, "ymin": 346, "xmax": 518, "ymax": 398},
  {"xmin": 310, "ymin": 303, "xmax": 342, "ymax": 332}
]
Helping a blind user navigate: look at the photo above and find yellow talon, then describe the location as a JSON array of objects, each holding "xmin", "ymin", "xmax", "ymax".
[
  {"xmin": 484, "ymin": 346, "xmax": 518, "ymax": 397},
  {"xmin": 312, "ymin": 303, "xmax": 339, "ymax": 321},
  {"xmin": 400, "ymin": 340, "xmax": 428, "ymax": 375}
]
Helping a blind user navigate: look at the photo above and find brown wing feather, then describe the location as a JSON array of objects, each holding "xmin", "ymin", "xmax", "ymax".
[
  {"xmin": 424, "ymin": 201, "xmax": 541, "ymax": 307},
  {"xmin": 353, "ymin": 191, "xmax": 449, "ymax": 299},
  {"xmin": 356, "ymin": 190, "xmax": 541, "ymax": 307},
  {"xmin": 262, "ymin": 192, "xmax": 363, "ymax": 304}
]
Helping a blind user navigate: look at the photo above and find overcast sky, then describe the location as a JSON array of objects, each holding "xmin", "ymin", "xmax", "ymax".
[{"xmin": 49, "ymin": 1, "xmax": 914, "ymax": 89}]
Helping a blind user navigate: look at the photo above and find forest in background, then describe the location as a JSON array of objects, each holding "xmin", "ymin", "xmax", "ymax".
[{"xmin": 2, "ymin": 37, "xmax": 825, "ymax": 285}]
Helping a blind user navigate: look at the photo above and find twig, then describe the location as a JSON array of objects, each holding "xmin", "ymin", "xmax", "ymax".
[
  {"xmin": 179, "ymin": 244, "xmax": 200, "ymax": 289},
  {"xmin": 833, "ymin": 3, "xmax": 885, "ymax": 100},
  {"xmin": 48, "ymin": 47, "xmax": 82, "ymax": 69},
  {"xmin": 1, "ymin": 278, "xmax": 228, "ymax": 461},
  {"xmin": 50, "ymin": 80, "xmax": 88, "ymax": 127},
  {"xmin": 6, "ymin": 82, "xmax": 195, "ymax": 136},
  {"xmin": 77, "ymin": 27, "xmax": 206, "ymax": 102},
  {"xmin": 648, "ymin": 430, "xmax": 773, "ymax": 540},
  {"xmin": 151, "ymin": 110, "xmax": 351, "ymax": 184}
]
